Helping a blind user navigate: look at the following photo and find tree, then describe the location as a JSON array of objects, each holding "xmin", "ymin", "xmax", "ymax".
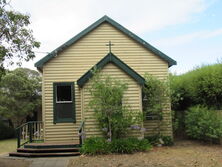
[
  {"xmin": 0, "ymin": 0, "xmax": 40, "ymax": 79},
  {"xmin": 0, "ymin": 68, "xmax": 41, "ymax": 127},
  {"xmin": 88, "ymin": 71, "xmax": 142, "ymax": 141}
]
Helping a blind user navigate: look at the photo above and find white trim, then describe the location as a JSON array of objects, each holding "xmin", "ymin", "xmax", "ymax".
[{"xmin": 56, "ymin": 100, "xmax": 72, "ymax": 104}]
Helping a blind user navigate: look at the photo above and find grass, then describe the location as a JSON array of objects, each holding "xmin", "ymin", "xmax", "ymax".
[{"xmin": 0, "ymin": 138, "xmax": 17, "ymax": 154}]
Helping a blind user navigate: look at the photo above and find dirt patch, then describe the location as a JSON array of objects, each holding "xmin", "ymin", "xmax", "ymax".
[
  {"xmin": 68, "ymin": 140, "xmax": 222, "ymax": 167},
  {"xmin": 0, "ymin": 158, "xmax": 30, "ymax": 167}
]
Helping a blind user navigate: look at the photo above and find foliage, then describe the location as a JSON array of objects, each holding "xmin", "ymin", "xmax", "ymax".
[
  {"xmin": 80, "ymin": 137, "xmax": 152, "ymax": 155},
  {"xmin": 169, "ymin": 73, "xmax": 192, "ymax": 111},
  {"xmin": 145, "ymin": 135, "xmax": 174, "ymax": 146},
  {"xmin": 171, "ymin": 110, "xmax": 187, "ymax": 137},
  {"xmin": 170, "ymin": 64, "xmax": 222, "ymax": 111},
  {"xmin": 170, "ymin": 64, "xmax": 222, "ymax": 138},
  {"xmin": 0, "ymin": 0, "xmax": 40, "ymax": 79},
  {"xmin": 0, "ymin": 68, "xmax": 41, "ymax": 127},
  {"xmin": 80, "ymin": 137, "xmax": 110, "ymax": 155},
  {"xmin": 142, "ymin": 74, "xmax": 169, "ymax": 137},
  {"xmin": 143, "ymin": 74, "xmax": 169, "ymax": 120},
  {"xmin": 110, "ymin": 138, "xmax": 152, "ymax": 153},
  {"xmin": 0, "ymin": 121, "xmax": 14, "ymax": 140},
  {"xmin": 171, "ymin": 110, "xmax": 178, "ymax": 133},
  {"xmin": 88, "ymin": 71, "xmax": 142, "ymax": 141},
  {"xmin": 185, "ymin": 105, "xmax": 222, "ymax": 141}
]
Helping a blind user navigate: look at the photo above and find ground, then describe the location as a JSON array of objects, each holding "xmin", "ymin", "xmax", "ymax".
[
  {"xmin": 0, "ymin": 138, "xmax": 16, "ymax": 155},
  {"xmin": 1, "ymin": 139, "xmax": 222, "ymax": 167},
  {"xmin": 0, "ymin": 138, "xmax": 30, "ymax": 167},
  {"xmin": 68, "ymin": 140, "xmax": 222, "ymax": 167},
  {"xmin": 0, "ymin": 158, "xmax": 30, "ymax": 167}
]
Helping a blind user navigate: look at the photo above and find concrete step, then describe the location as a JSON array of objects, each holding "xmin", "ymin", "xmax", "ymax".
[{"xmin": 9, "ymin": 152, "xmax": 80, "ymax": 158}]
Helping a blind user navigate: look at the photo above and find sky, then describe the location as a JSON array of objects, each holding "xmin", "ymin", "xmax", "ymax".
[{"xmin": 10, "ymin": 0, "xmax": 222, "ymax": 74}]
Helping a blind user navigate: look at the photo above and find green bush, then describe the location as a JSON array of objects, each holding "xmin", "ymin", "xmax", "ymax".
[
  {"xmin": 170, "ymin": 64, "xmax": 222, "ymax": 138},
  {"xmin": 81, "ymin": 137, "xmax": 152, "ymax": 155},
  {"xmin": 110, "ymin": 138, "xmax": 135, "ymax": 154},
  {"xmin": 161, "ymin": 136, "xmax": 174, "ymax": 146},
  {"xmin": 170, "ymin": 64, "xmax": 222, "ymax": 111},
  {"xmin": 143, "ymin": 74, "xmax": 169, "ymax": 118},
  {"xmin": 185, "ymin": 105, "xmax": 222, "ymax": 141},
  {"xmin": 0, "ymin": 121, "xmax": 15, "ymax": 140},
  {"xmin": 172, "ymin": 110, "xmax": 187, "ymax": 137},
  {"xmin": 110, "ymin": 138, "xmax": 151, "ymax": 154},
  {"xmin": 146, "ymin": 135, "xmax": 174, "ymax": 146},
  {"xmin": 80, "ymin": 137, "xmax": 110, "ymax": 155},
  {"xmin": 136, "ymin": 138, "xmax": 153, "ymax": 151},
  {"xmin": 88, "ymin": 72, "xmax": 142, "ymax": 140}
]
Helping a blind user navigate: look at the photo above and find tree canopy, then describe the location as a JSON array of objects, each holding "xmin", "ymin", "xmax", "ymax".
[
  {"xmin": 0, "ymin": 68, "xmax": 41, "ymax": 127},
  {"xmin": 0, "ymin": 0, "xmax": 40, "ymax": 79}
]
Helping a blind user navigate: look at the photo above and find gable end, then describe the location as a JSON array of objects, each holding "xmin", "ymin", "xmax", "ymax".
[
  {"xmin": 77, "ymin": 52, "xmax": 145, "ymax": 87},
  {"xmin": 35, "ymin": 15, "xmax": 176, "ymax": 70}
]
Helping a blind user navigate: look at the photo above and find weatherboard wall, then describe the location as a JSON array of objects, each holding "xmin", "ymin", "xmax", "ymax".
[
  {"xmin": 42, "ymin": 22, "xmax": 172, "ymax": 142},
  {"xmin": 82, "ymin": 63, "xmax": 143, "ymax": 138}
]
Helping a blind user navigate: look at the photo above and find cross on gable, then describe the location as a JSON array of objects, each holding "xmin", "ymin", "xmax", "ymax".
[{"xmin": 106, "ymin": 41, "xmax": 114, "ymax": 53}]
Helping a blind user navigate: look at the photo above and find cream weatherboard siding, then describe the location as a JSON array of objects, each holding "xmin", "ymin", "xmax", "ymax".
[
  {"xmin": 82, "ymin": 63, "xmax": 142, "ymax": 138},
  {"xmin": 42, "ymin": 22, "xmax": 172, "ymax": 143}
]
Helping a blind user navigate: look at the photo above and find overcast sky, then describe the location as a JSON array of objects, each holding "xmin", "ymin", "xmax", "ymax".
[{"xmin": 10, "ymin": 0, "xmax": 222, "ymax": 74}]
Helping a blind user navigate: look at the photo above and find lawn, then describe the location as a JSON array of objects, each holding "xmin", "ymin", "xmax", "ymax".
[
  {"xmin": 0, "ymin": 138, "xmax": 17, "ymax": 155},
  {"xmin": 68, "ymin": 140, "xmax": 222, "ymax": 167},
  {"xmin": 0, "ymin": 138, "xmax": 31, "ymax": 167}
]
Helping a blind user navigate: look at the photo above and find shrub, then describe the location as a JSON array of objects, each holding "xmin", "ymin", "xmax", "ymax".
[
  {"xmin": 145, "ymin": 135, "xmax": 174, "ymax": 146},
  {"xmin": 172, "ymin": 110, "xmax": 187, "ymax": 137},
  {"xmin": 161, "ymin": 136, "xmax": 174, "ymax": 146},
  {"xmin": 110, "ymin": 138, "xmax": 135, "ymax": 154},
  {"xmin": 88, "ymin": 71, "xmax": 142, "ymax": 141},
  {"xmin": 170, "ymin": 64, "xmax": 222, "ymax": 138},
  {"xmin": 110, "ymin": 138, "xmax": 151, "ymax": 154},
  {"xmin": 143, "ymin": 74, "xmax": 169, "ymax": 118},
  {"xmin": 170, "ymin": 64, "xmax": 222, "ymax": 111},
  {"xmin": 0, "ymin": 121, "xmax": 15, "ymax": 140},
  {"xmin": 185, "ymin": 105, "xmax": 222, "ymax": 142},
  {"xmin": 81, "ymin": 137, "xmax": 152, "ymax": 155},
  {"xmin": 80, "ymin": 137, "xmax": 110, "ymax": 155},
  {"xmin": 136, "ymin": 138, "xmax": 153, "ymax": 151}
]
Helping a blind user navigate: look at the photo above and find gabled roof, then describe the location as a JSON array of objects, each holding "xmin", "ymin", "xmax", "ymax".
[
  {"xmin": 77, "ymin": 52, "xmax": 145, "ymax": 87},
  {"xmin": 35, "ymin": 15, "xmax": 176, "ymax": 70}
]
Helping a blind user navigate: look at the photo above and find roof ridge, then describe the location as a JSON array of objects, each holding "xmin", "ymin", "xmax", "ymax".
[{"xmin": 35, "ymin": 15, "xmax": 176, "ymax": 70}]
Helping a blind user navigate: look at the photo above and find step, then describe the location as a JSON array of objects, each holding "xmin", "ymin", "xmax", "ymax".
[
  {"xmin": 9, "ymin": 152, "xmax": 81, "ymax": 158},
  {"xmin": 24, "ymin": 143, "xmax": 80, "ymax": 149},
  {"xmin": 17, "ymin": 147, "xmax": 80, "ymax": 153}
]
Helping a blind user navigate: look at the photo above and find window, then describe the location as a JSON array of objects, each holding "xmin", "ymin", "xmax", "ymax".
[
  {"xmin": 56, "ymin": 85, "xmax": 72, "ymax": 103},
  {"xmin": 53, "ymin": 82, "xmax": 75, "ymax": 123},
  {"xmin": 142, "ymin": 90, "xmax": 160, "ymax": 120}
]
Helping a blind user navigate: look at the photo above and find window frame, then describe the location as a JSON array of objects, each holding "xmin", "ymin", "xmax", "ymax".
[
  {"xmin": 53, "ymin": 82, "xmax": 75, "ymax": 124},
  {"xmin": 142, "ymin": 89, "xmax": 162, "ymax": 120}
]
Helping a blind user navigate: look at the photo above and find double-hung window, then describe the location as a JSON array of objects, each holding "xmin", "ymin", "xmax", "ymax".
[{"xmin": 53, "ymin": 82, "xmax": 75, "ymax": 123}]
